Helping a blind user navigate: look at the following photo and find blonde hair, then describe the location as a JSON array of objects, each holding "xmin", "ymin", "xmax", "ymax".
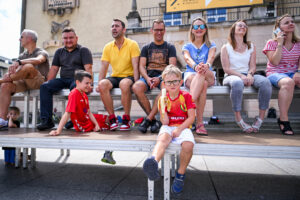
[
  {"xmin": 273, "ymin": 14, "xmax": 300, "ymax": 42},
  {"xmin": 189, "ymin": 17, "xmax": 211, "ymax": 47},
  {"xmin": 162, "ymin": 65, "xmax": 182, "ymax": 80},
  {"xmin": 228, "ymin": 20, "xmax": 251, "ymax": 49}
]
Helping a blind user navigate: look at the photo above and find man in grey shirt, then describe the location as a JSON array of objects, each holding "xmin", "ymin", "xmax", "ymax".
[
  {"xmin": 0, "ymin": 29, "xmax": 49, "ymax": 130},
  {"xmin": 37, "ymin": 27, "xmax": 93, "ymax": 130}
]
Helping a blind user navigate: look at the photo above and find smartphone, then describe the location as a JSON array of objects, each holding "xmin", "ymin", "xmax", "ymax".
[{"xmin": 273, "ymin": 27, "xmax": 281, "ymax": 35}]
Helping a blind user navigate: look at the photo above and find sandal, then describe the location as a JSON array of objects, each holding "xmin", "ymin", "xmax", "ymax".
[
  {"xmin": 196, "ymin": 123, "xmax": 208, "ymax": 136},
  {"xmin": 236, "ymin": 119, "xmax": 253, "ymax": 133},
  {"xmin": 277, "ymin": 118, "xmax": 294, "ymax": 135},
  {"xmin": 252, "ymin": 117, "xmax": 263, "ymax": 133}
]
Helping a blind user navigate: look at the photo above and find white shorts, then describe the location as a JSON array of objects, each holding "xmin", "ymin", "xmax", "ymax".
[
  {"xmin": 184, "ymin": 71, "xmax": 216, "ymax": 87},
  {"xmin": 158, "ymin": 125, "xmax": 195, "ymax": 145}
]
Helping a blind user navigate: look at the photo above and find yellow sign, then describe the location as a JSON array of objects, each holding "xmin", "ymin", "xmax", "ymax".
[{"xmin": 166, "ymin": 0, "xmax": 264, "ymax": 12}]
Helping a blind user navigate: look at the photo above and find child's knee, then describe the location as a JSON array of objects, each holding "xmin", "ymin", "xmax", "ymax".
[{"xmin": 181, "ymin": 141, "xmax": 194, "ymax": 152}]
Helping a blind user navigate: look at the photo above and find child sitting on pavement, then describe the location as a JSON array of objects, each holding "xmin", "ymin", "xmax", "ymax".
[
  {"xmin": 142, "ymin": 65, "xmax": 196, "ymax": 195},
  {"xmin": 3, "ymin": 106, "xmax": 21, "ymax": 165},
  {"xmin": 49, "ymin": 70, "xmax": 115, "ymax": 164}
]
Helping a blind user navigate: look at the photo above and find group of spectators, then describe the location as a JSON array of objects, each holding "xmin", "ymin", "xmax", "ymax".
[{"xmin": 0, "ymin": 14, "xmax": 299, "ymax": 195}]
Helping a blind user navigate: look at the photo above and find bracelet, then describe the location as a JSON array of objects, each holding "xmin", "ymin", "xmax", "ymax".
[
  {"xmin": 206, "ymin": 63, "xmax": 211, "ymax": 68},
  {"xmin": 248, "ymin": 71, "xmax": 254, "ymax": 76},
  {"xmin": 17, "ymin": 59, "xmax": 22, "ymax": 65},
  {"xmin": 193, "ymin": 63, "xmax": 197, "ymax": 71}
]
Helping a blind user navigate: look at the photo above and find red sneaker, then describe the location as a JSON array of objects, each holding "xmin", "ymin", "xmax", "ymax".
[
  {"xmin": 120, "ymin": 115, "xmax": 131, "ymax": 131},
  {"xmin": 109, "ymin": 115, "xmax": 118, "ymax": 131}
]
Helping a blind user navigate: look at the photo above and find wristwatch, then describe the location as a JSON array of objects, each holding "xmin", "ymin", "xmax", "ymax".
[
  {"xmin": 248, "ymin": 71, "xmax": 254, "ymax": 76},
  {"xmin": 16, "ymin": 59, "xmax": 22, "ymax": 65},
  {"xmin": 206, "ymin": 63, "xmax": 211, "ymax": 68},
  {"xmin": 193, "ymin": 63, "xmax": 197, "ymax": 71}
]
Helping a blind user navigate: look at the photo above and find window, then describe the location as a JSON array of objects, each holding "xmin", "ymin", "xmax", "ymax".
[
  {"xmin": 207, "ymin": 8, "xmax": 226, "ymax": 23},
  {"xmin": 163, "ymin": 12, "xmax": 182, "ymax": 26}
]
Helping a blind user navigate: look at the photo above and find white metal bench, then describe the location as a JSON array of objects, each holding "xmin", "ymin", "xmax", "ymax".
[{"xmin": 1, "ymin": 129, "xmax": 300, "ymax": 200}]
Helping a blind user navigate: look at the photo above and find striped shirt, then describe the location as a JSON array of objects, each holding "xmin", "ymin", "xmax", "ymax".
[{"xmin": 263, "ymin": 40, "xmax": 300, "ymax": 76}]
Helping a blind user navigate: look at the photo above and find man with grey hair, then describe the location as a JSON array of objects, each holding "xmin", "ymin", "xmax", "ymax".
[{"xmin": 0, "ymin": 29, "xmax": 49, "ymax": 130}]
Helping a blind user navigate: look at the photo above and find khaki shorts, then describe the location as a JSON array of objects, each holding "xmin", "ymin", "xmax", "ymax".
[{"xmin": 14, "ymin": 71, "xmax": 45, "ymax": 93}]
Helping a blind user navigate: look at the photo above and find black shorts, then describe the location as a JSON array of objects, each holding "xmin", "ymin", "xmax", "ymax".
[{"xmin": 106, "ymin": 76, "xmax": 134, "ymax": 88}]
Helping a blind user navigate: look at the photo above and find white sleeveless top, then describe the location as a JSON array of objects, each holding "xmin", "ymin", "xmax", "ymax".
[{"xmin": 225, "ymin": 42, "xmax": 254, "ymax": 75}]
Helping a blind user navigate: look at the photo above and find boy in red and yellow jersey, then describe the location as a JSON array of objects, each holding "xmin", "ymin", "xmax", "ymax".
[
  {"xmin": 49, "ymin": 70, "xmax": 109, "ymax": 136},
  {"xmin": 143, "ymin": 65, "xmax": 196, "ymax": 195}
]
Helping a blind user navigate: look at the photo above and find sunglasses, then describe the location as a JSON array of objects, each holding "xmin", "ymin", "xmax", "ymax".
[
  {"xmin": 193, "ymin": 24, "xmax": 206, "ymax": 30},
  {"xmin": 236, "ymin": 24, "xmax": 248, "ymax": 28},
  {"xmin": 164, "ymin": 80, "xmax": 181, "ymax": 86},
  {"xmin": 153, "ymin": 29, "xmax": 165, "ymax": 32}
]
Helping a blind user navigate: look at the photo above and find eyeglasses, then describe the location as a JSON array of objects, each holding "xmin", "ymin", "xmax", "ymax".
[
  {"xmin": 164, "ymin": 80, "xmax": 181, "ymax": 86},
  {"xmin": 193, "ymin": 24, "xmax": 206, "ymax": 30},
  {"xmin": 236, "ymin": 24, "xmax": 248, "ymax": 28},
  {"xmin": 153, "ymin": 29, "xmax": 165, "ymax": 32}
]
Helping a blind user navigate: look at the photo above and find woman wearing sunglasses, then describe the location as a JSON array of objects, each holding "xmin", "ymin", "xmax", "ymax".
[
  {"xmin": 182, "ymin": 17, "xmax": 216, "ymax": 135},
  {"xmin": 221, "ymin": 20, "xmax": 272, "ymax": 133},
  {"xmin": 263, "ymin": 14, "xmax": 300, "ymax": 135}
]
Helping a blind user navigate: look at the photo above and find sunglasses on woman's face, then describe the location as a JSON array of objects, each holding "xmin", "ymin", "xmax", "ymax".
[{"xmin": 193, "ymin": 24, "xmax": 206, "ymax": 30}]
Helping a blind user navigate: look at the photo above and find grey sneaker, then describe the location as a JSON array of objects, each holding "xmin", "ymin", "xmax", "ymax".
[{"xmin": 101, "ymin": 151, "xmax": 116, "ymax": 165}]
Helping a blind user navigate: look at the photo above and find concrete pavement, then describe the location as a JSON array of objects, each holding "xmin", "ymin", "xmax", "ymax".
[{"xmin": 0, "ymin": 149, "xmax": 300, "ymax": 200}]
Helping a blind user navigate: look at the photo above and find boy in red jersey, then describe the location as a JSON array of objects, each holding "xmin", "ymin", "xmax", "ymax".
[
  {"xmin": 142, "ymin": 65, "xmax": 196, "ymax": 195},
  {"xmin": 49, "ymin": 70, "xmax": 109, "ymax": 136}
]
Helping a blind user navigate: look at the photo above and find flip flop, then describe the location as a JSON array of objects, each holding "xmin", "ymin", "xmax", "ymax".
[{"xmin": 196, "ymin": 123, "xmax": 208, "ymax": 136}]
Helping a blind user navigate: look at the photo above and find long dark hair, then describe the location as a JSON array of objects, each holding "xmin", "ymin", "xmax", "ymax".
[{"xmin": 228, "ymin": 20, "xmax": 251, "ymax": 50}]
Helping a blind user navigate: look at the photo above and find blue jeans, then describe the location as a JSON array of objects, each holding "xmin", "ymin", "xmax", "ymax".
[
  {"xmin": 40, "ymin": 78, "xmax": 75, "ymax": 121},
  {"xmin": 223, "ymin": 74, "xmax": 272, "ymax": 112}
]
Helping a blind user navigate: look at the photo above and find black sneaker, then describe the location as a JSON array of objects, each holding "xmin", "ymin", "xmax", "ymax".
[
  {"xmin": 150, "ymin": 119, "xmax": 161, "ymax": 133},
  {"xmin": 0, "ymin": 125, "xmax": 8, "ymax": 131},
  {"xmin": 64, "ymin": 120, "xmax": 73, "ymax": 129},
  {"xmin": 138, "ymin": 118, "xmax": 151, "ymax": 134},
  {"xmin": 37, "ymin": 118, "xmax": 54, "ymax": 131}
]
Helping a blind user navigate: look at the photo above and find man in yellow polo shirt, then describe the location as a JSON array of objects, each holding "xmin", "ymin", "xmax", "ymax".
[{"xmin": 98, "ymin": 19, "xmax": 140, "ymax": 132}]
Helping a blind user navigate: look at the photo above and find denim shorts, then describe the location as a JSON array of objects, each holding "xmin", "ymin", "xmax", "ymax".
[
  {"xmin": 139, "ymin": 76, "xmax": 162, "ymax": 91},
  {"xmin": 267, "ymin": 73, "xmax": 295, "ymax": 88}
]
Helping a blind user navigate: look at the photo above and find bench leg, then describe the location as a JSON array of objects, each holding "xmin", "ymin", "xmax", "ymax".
[
  {"xmin": 24, "ymin": 94, "xmax": 29, "ymax": 128},
  {"xmin": 60, "ymin": 149, "xmax": 64, "ymax": 156},
  {"xmin": 15, "ymin": 148, "xmax": 21, "ymax": 168},
  {"xmin": 176, "ymin": 153, "xmax": 180, "ymax": 172},
  {"xmin": 32, "ymin": 96, "xmax": 38, "ymax": 128},
  {"xmin": 164, "ymin": 153, "xmax": 170, "ymax": 200},
  {"xmin": 66, "ymin": 149, "xmax": 70, "ymax": 156},
  {"xmin": 146, "ymin": 152, "xmax": 154, "ymax": 200},
  {"xmin": 148, "ymin": 179, "xmax": 154, "ymax": 200},
  {"xmin": 31, "ymin": 148, "xmax": 36, "ymax": 168},
  {"xmin": 171, "ymin": 154, "xmax": 175, "ymax": 178},
  {"xmin": 161, "ymin": 157, "xmax": 164, "ymax": 177},
  {"xmin": 23, "ymin": 148, "xmax": 28, "ymax": 169}
]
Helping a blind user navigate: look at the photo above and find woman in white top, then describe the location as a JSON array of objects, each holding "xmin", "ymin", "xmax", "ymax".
[{"xmin": 221, "ymin": 20, "xmax": 272, "ymax": 133}]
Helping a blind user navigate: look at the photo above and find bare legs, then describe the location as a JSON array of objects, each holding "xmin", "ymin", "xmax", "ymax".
[
  {"xmin": 98, "ymin": 78, "xmax": 133, "ymax": 116},
  {"xmin": 277, "ymin": 77, "xmax": 295, "ymax": 135},
  {"xmin": 0, "ymin": 64, "xmax": 38, "ymax": 120},
  {"xmin": 152, "ymin": 133, "xmax": 193, "ymax": 175},
  {"xmin": 185, "ymin": 71, "xmax": 214, "ymax": 132}
]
